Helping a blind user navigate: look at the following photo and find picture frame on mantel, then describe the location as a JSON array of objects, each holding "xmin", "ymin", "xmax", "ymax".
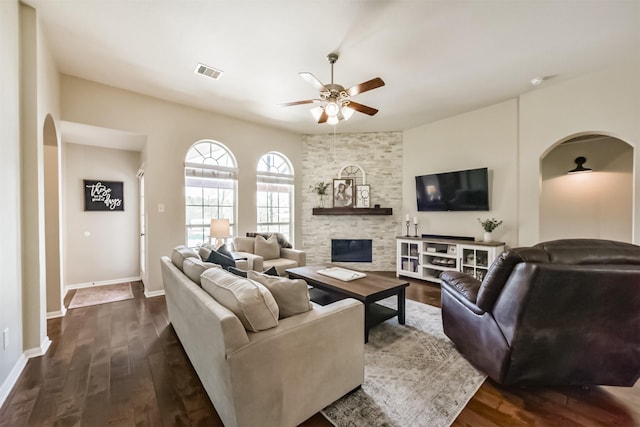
[
  {"xmin": 355, "ymin": 184, "xmax": 370, "ymax": 208},
  {"xmin": 333, "ymin": 178, "xmax": 354, "ymax": 208}
]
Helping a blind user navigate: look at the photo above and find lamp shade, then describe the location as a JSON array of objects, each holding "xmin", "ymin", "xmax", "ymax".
[{"xmin": 210, "ymin": 218, "xmax": 231, "ymax": 239}]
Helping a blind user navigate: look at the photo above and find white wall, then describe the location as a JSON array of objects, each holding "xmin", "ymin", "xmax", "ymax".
[
  {"xmin": 519, "ymin": 61, "xmax": 640, "ymax": 245},
  {"xmin": 403, "ymin": 100, "xmax": 519, "ymax": 246},
  {"xmin": 540, "ymin": 138, "xmax": 633, "ymax": 242},
  {"xmin": 60, "ymin": 76, "xmax": 302, "ymax": 294},
  {"xmin": 0, "ymin": 0, "xmax": 26, "ymax": 402},
  {"xmin": 62, "ymin": 144, "xmax": 141, "ymax": 287}
]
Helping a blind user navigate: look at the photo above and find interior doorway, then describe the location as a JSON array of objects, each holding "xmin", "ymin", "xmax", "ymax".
[
  {"xmin": 539, "ymin": 134, "xmax": 633, "ymax": 242},
  {"xmin": 43, "ymin": 114, "xmax": 64, "ymax": 318}
]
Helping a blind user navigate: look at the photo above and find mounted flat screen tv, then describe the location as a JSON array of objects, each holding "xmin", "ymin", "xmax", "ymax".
[{"xmin": 416, "ymin": 167, "xmax": 489, "ymax": 211}]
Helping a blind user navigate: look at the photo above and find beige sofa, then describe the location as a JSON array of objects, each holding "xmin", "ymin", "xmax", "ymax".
[
  {"xmin": 161, "ymin": 248, "xmax": 364, "ymax": 427},
  {"xmin": 232, "ymin": 235, "xmax": 306, "ymax": 275}
]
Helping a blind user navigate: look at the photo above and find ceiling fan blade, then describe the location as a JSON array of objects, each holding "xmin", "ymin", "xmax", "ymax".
[
  {"xmin": 348, "ymin": 101, "xmax": 379, "ymax": 116},
  {"xmin": 317, "ymin": 109, "xmax": 328, "ymax": 124},
  {"xmin": 299, "ymin": 72, "xmax": 327, "ymax": 91},
  {"xmin": 279, "ymin": 99, "xmax": 321, "ymax": 107},
  {"xmin": 346, "ymin": 77, "xmax": 385, "ymax": 97}
]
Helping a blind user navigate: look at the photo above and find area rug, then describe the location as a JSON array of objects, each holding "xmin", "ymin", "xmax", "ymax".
[
  {"xmin": 321, "ymin": 298, "xmax": 486, "ymax": 427},
  {"xmin": 68, "ymin": 283, "xmax": 134, "ymax": 309}
]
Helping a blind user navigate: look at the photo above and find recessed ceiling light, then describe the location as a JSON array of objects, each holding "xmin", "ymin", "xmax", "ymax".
[
  {"xmin": 194, "ymin": 63, "xmax": 223, "ymax": 80},
  {"xmin": 530, "ymin": 76, "xmax": 545, "ymax": 86}
]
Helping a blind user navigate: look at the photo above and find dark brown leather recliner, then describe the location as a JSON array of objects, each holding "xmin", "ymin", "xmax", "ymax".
[{"xmin": 440, "ymin": 239, "xmax": 640, "ymax": 386}]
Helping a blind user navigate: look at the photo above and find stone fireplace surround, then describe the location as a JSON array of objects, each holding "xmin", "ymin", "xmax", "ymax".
[{"xmin": 301, "ymin": 132, "xmax": 403, "ymax": 271}]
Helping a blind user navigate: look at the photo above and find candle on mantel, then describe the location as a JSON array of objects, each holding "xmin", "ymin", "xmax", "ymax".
[
  {"xmin": 405, "ymin": 214, "xmax": 410, "ymax": 221},
  {"xmin": 413, "ymin": 216, "xmax": 418, "ymax": 224}
]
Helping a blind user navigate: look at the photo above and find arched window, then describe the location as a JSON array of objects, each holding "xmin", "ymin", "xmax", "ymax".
[
  {"xmin": 184, "ymin": 140, "xmax": 237, "ymax": 247},
  {"xmin": 256, "ymin": 152, "xmax": 294, "ymax": 242}
]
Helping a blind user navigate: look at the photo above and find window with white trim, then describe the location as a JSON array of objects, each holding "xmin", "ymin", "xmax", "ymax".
[
  {"xmin": 256, "ymin": 152, "xmax": 294, "ymax": 242},
  {"xmin": 184, "ymin": 140, "xmax": 237, "ymax": 248}
]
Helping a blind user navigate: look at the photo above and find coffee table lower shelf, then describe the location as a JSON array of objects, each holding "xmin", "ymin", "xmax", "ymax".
[{"xmin": 308, "ymin": 287, "xmax": 403, "ymax": 342}]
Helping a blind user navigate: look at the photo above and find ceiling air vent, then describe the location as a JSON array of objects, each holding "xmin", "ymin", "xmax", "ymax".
[{"xmin": 194, "ymin": 63, "xmax": 223, "ymax": 80}]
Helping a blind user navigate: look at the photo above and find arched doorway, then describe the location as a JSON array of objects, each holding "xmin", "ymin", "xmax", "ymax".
[
  {"xmin": 43, "ymin": 114, "xmax": 64, "ymax": 318},
  {"xmin": 540, "ymin": 134, "xmax": 633, "ymax": 242}
]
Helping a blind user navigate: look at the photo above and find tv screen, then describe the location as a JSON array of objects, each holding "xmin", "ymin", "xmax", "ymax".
[{"xmin": 416, "ymin": 167, "xmax": 489, "ymax": 211}]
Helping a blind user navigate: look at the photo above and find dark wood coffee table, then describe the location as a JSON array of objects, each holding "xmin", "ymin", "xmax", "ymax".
[{"xmin": 287, "ymin": 265, "xmax": 409, "ymax": 343}]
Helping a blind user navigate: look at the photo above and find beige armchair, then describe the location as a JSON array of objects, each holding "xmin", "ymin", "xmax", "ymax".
[{"xmin": 233, "ymin": 235, "xmax": 306, "ymax": 275}]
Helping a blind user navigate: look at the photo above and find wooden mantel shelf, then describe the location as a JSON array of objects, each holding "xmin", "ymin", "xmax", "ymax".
[{"xmin": 312, "ymin": 207, "xmax": 393, "ymax": 216}]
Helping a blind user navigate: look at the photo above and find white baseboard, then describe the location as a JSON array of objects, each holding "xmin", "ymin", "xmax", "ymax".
[
  {"xmin": 144, "ymin": 288, "xmax": 165, "ymax": 298},
  {"xmin": 64, "ymin": 276, "xmax": 141, "ymax": 295},
  {"xmin": 46, "ymin": 307, "xmax": 67, "ymax": 319},
  {"xmin": 1, "ymin": 336, "xmax": 52, "ymax": 408},
  {"xmin": 0, "ymin": 353, "xmax": 27, "ymax": 408}
]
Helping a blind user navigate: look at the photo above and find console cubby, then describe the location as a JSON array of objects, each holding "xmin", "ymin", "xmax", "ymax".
[{"xmin": 396, "ymin": 237, "xmax": 505, "ymax": 284}]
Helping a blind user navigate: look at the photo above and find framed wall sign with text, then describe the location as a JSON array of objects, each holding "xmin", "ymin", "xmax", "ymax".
[{"xmin": 84, "ymin": 180, "xmax": 124, "ymax": 211}]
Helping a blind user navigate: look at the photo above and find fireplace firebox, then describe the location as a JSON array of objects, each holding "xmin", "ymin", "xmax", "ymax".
[{"xmin": 331, "ymin": 239, "xmax": 373, "ymax": 263}]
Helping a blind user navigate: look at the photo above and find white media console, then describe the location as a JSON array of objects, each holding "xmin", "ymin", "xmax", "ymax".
[{"xmin": 396, "ymin": 236, "xmax": 505, "ymax": 284}]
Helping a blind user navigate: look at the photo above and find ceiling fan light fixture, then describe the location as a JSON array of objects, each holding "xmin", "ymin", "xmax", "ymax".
[
  {"xmin": 325, "ymin": 100, "xmax": 340, "ymax": 116},
  {"xmin": 327, "ymin": 115, "xmax": 339, "ymax": 125},
  {"xmin": 341, "ymin": 106, "xmax": 355, "ymax": 120}
]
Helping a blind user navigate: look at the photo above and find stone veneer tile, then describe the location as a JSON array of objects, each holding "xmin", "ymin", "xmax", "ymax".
[{"xmin": 301, "ymin": 132, "xmax": 403, "ymax": 270}]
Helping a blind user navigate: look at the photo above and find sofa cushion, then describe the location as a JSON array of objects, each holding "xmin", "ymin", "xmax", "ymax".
[
  {"xmin": 201, "ymin": 268, "xmax": 279, "ymax": 332},
  {"xmin": 255, "ymin": 235, "xmax": 280, "ymax": 261},
  {"xmin": 171, "ymin": 246, "xmax": 200, "ymax": 271},
  {"xmin": 183, "ymin": 258, "xmax": 220, "ymax": 285},
  {"xmin": 264, "ymin": 258, "xmax": 299, "ymax": 276},
  {"xmin": 228, "ymin": 266, "xmax": 279, "ymax": 278},
  {"xmin": 207, "ymin": 249, "xmax": 236, "ymax": 270},
  {"xmin": 248, "ymin": 271, "xmax": 312, "ymax": 319},
  {"xmin": 234, "ymin": 237, "xmax": 255, "ymax": 254}
]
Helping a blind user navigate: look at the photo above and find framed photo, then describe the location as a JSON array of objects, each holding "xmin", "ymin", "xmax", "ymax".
[
  {"xmin": 355, "ymin": 184, "xmax": 370, "ymax": 208},
  {"xmin": 84, "ymin": 179, "xmax": 124, "ymax": 211},
  {"xmin": 333, "ymin": 178, "xmax": 354, "ymax": 207}
]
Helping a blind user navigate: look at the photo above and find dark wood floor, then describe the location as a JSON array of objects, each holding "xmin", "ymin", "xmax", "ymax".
[{"xmin": 0, "ymin": 277, "xmax": 638, "ymax": 426}]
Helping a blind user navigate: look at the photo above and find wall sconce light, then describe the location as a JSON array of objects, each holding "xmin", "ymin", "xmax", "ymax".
[
  {"xmin": 210, "ymin": 218, "xmax": 231, "ymax": 248},
  {"xmin": 567, "ymin": 156, "xmax": 592, "ymax": 174}
]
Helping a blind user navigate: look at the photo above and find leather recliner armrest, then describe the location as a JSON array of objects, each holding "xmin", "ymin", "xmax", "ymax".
[{"xmin": 440, "ymin": 271, "xmax": 483, "ymax": 314}]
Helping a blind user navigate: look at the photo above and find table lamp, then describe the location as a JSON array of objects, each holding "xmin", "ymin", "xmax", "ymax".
[{"xmin": 210, "ymin": 218, "xmax": 231, "ymax": 249}]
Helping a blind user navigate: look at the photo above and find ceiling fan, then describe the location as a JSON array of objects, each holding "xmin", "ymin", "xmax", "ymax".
[{"xmin": 280, "ymin": 53, "xmax": 385, "ymax": 125}]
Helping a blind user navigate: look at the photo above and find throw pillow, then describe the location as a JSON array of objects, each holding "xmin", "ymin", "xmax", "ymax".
[
  {"xmin": 217, "ymin": 243, "xmax": 234, "ymax": 259},
  {"xmin": 206, "ymin": 249, "xmax": 236, "ymax": 270},
  {"xmin": 201, "ymin": 268, "xmax": 279, "ymax": 332},
  {"xmin": 247, "ymin": 271, "xmax": 312, "ymax": 319},
  {"xmin": 183, "ymin": 258, "xmax": 220, "ymax": 285},
  {"xmin": 246, "ymin": 232, "xmax": 293, "ymax": 249},
  {"xmin": 198, "ymin": 244, "xmax": 215, "ymax": 262},
  {"xmin": 227, "ymin": 266, "xmax": 248, "ymax": 278},
  {"xmin": 233, "ymin": 237, "xmax": 255, "ymax": 254},
  {"xmin": 228, "ymin": 266, "xmax": 280, "ymax": 278},
  {"xmin": 254, "ymin": 235, "xmax": 280, "ymax": 261},
  {"xmin": 171, "ymin": 245, "xmax": 200, "ymax": 271}
]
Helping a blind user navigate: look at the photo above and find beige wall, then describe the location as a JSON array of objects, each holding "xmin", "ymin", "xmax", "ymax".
[
  {"xmin": 62, "ymin": 144, "xmax": 141, "ymax": 287},
  {"xmin": 60, "ymin": 76, "xmax": 302, "ymax": 294},
  {"xmin": 402, "ymin": 62, "xmax": 640, "ymax": 248},
  {"xmin": 540, "ymin": 138, "xmax": 633, "ymax": 242},
  {"xmin": 519, "ymin": 61, "xmax": 640, "ymax": 245},
  {"xmin": 0, "ymin": 0, "xmax": 25, "ymax": 399},
  {"xmin": 403, "ymin": 100, "xmax": 520, "ymax": 246}
]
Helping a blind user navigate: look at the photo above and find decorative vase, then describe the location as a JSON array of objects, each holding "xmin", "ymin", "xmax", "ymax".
[
  {"xmin": 483, "ymin": 231, "xmax": 492, "ymax": 242},
  {"xmin": 318, "ymin": 194, "xmax": 325, "ymax": 208}
]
